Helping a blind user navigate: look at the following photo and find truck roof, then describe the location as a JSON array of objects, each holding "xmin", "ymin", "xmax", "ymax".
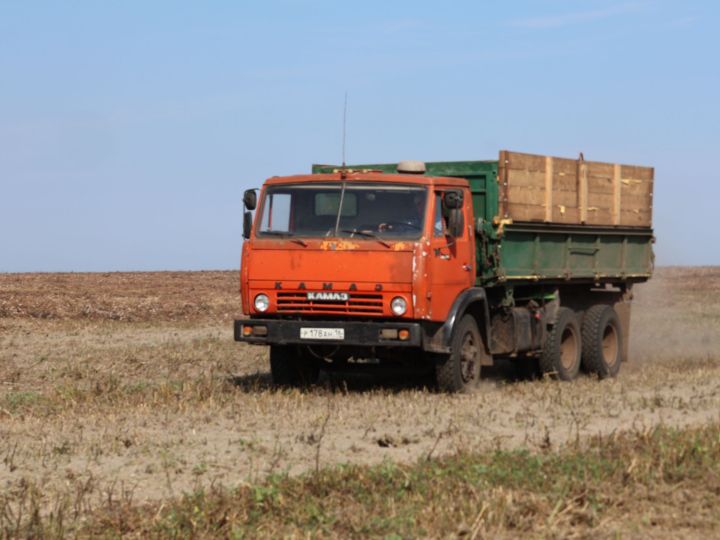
[{"xmin": 263, "ymin": 171, "xmax": 469, "ymax": 187}]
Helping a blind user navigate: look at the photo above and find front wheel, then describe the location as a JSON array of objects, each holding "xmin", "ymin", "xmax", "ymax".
[
  {"xmin": 269, "ymin": 345, "xmax": 320, "ymax": 388},
  {"xmin": 436, "ymin": 315, "xmax": 487, "ymax": 393},
  {"xmin": 539, "ymin": 307, "xmax": 582, "ymax": 381}
]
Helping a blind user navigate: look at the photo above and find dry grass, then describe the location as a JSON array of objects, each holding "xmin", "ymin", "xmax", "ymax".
[
  {"xmin": 4, "ymin": 423, "xmax": 720, "ymax": 538},
  {"xmin": 1, "ymin": 267, "xmax": 719, "ymax": 537}
]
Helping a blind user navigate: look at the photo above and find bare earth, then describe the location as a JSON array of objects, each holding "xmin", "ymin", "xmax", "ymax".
[{"xmin": 1, "ymin": 268, "xmax": 719, "ymax": 507}]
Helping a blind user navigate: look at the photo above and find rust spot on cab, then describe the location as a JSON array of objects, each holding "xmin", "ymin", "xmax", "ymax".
[{"xmin": 320, "ymin": 240, "xmax": 360, "ymax": 251}]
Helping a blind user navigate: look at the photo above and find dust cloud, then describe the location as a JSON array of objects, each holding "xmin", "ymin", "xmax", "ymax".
[{"xmin": 630, "ymin": 267, "xmax": 720, "ymax": 364}]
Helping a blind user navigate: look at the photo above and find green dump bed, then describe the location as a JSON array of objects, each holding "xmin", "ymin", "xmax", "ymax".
[{"xmin": 312, "ymin": 150, "xmax": 654, "ymax": 287}]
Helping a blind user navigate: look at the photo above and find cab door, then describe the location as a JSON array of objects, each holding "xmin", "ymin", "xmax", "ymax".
[{"xmin": 426, "ymin": 187, "xmax": 475, "ymax": 321}]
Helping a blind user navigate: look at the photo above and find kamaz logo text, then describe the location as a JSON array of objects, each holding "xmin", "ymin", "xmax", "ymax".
[{"xmin": 307, "ymin": 292, "xmax": 349, "ymax": 301}]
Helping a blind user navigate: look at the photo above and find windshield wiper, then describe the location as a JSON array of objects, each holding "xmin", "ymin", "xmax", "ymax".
[
  {"xmin": 260, "ymin": 231, "xmax": 307, "ymax": 246},
  {"xmin": 340, "ymin": 229, "xmax": 391, "ymax": 248},
  {"xmin": 261, "ymin": 230, "xmax": 293, "ymax": 236}
]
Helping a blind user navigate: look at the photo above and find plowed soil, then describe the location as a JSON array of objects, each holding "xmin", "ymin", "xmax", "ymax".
[{"xmin": 1, "ymin": 267, "xmax": 719, "ymax": 506}]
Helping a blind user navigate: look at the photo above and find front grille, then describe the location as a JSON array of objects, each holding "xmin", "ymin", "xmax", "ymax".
[{"xmin": 276, "ymin": 292, "xmax": 384, "ymax": 314}]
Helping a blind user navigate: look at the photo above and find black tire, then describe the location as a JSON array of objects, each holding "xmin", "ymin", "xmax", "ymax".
[
  {"xmin": 269, "ymin": 345, "xmax": 319, "ymax": 388},
  {"xmin": 581, "ymin": 305, "xmax": 622, "ymax": 378},
  {"xmin": 539, "ymin": 307, "xmax": 582, "ymax": 381},
  {"xmin": 436, "ymin": 314, "xmax": 486, "ymax": 393}
]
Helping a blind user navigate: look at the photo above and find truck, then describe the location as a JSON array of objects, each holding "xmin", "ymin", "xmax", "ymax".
[{"xmin": 235, "ymin": 150, "xmax": 654, "ymax": 392}]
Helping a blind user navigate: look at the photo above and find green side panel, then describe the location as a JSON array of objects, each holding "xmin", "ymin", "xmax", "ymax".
[
  {"xmin": 486, "ymin": 223, "xmax": 654, "ymax": 285},
  {"xmin": 312, "ymin": 163, "xmax": 397, "ymax": 174}
]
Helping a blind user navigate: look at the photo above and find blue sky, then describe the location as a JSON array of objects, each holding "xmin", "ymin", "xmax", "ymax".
[{"xmin": 1, "ymin": 1, "xmax": 718, "ymax": 271}]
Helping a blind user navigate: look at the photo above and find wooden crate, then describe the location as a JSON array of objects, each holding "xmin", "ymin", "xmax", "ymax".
[{"xmin": 497, "ymin": 150, "xmax": 653, "ymax": 227}]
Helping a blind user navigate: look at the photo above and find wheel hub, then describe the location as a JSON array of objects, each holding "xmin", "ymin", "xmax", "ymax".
[
  {"xmin": 559, "ymin": 327, "xmax": 578, "ymax": 370},
  {"xmin": 602, "ymin": 324, "xmax": 619, "ymax": 367}
]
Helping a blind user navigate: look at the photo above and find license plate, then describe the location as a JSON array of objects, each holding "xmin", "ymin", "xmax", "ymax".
[{"xmin": 300, "ymin": 328, "xmax": 345, "ymax": 340}]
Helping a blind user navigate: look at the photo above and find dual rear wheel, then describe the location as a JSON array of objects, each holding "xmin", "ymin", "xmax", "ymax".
[
  {"xmin": 581, "ymin": 304, "xmax": 623, "ymax": 378},
  {"xmin": 540, "ymin": 305, "xmax": 622, "ymax": 380}
]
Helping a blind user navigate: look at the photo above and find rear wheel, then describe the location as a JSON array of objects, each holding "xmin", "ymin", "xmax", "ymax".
[
  {"xmin": 269, "ymin": 345, "xmax": 320, "ymax": 388},
  {"xmin": 436, "ymin": 315, "xmax": 486, "ymax": 393},
  {"xmin": 540, "ymin": 307, "xmax": 581, "ymax": 381},
  {"xmin": 581, "ymin": 305, "xmax": 622, "ymax": 378}
]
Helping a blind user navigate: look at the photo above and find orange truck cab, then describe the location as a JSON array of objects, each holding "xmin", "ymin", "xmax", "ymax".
[{"xmin": 235, "ymin": 154, "xmax": 654, "ymax": 392}]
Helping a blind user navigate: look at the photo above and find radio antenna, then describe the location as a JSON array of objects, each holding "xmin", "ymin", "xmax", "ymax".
[{"xmin": 342, "ymin": 91, "xmax": 348, "ymax": 167}]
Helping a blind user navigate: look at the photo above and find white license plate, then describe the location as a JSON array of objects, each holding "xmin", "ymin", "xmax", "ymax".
[{"xmin": 300, "ymin": 328, "xmax": 345, "ymax": 340}]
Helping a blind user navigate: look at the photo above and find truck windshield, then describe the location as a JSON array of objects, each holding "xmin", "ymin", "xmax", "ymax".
[{"xmin": 257, "ymin": 183, "xmax": 427, "ymax": 239}]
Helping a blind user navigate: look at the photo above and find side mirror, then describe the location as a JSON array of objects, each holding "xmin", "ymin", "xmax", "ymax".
[
  {"xmin": 447, "ymin": 208, "xmax": 464, "ymax": 238},
  {"xmin": 243, "ymin": 189, "xmax": 257, "ymax": 210},
  {"xmin": 441, "ymin": 190, "xmax": 464, "ymax": 237},
  {"xmin": 242, "ymin": 211, "xmax": 253, "ymax": 239},
  {"xmin": 443, "ymin": 190, "xmax": 463, "ymax": 210}
]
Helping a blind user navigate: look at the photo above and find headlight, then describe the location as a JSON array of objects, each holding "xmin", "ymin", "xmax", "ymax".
[
  {"xmin": 390, "ymin": 296, "xmax": 407, "ymax": 316},
  {"xmin": 254, "ymin": 294, "xmax": 270, "ymax": 312}
]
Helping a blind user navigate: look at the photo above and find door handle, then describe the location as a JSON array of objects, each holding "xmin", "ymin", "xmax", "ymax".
[
  {"xmin": 462, "ymin": 263, "xmax": 472, "ymax": 271},
  {"xmin": 434, "ymin": 248, "xmax": 450, "ymax": 260}
]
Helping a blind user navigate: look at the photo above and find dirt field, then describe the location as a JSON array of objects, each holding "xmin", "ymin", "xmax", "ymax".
[{"xmin": 1, "ymin": 268, "xmax": 719, "ymax": 535}]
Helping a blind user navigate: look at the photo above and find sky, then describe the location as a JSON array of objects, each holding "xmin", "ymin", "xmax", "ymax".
[{"xmin": 1, "ymin": 0, "xmax": 718, "ymax": 272}]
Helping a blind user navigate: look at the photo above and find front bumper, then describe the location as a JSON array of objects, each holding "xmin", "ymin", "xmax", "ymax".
[{"xmin": 234, "ymin": 319, "xmax": 422, "ymax": 347}]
